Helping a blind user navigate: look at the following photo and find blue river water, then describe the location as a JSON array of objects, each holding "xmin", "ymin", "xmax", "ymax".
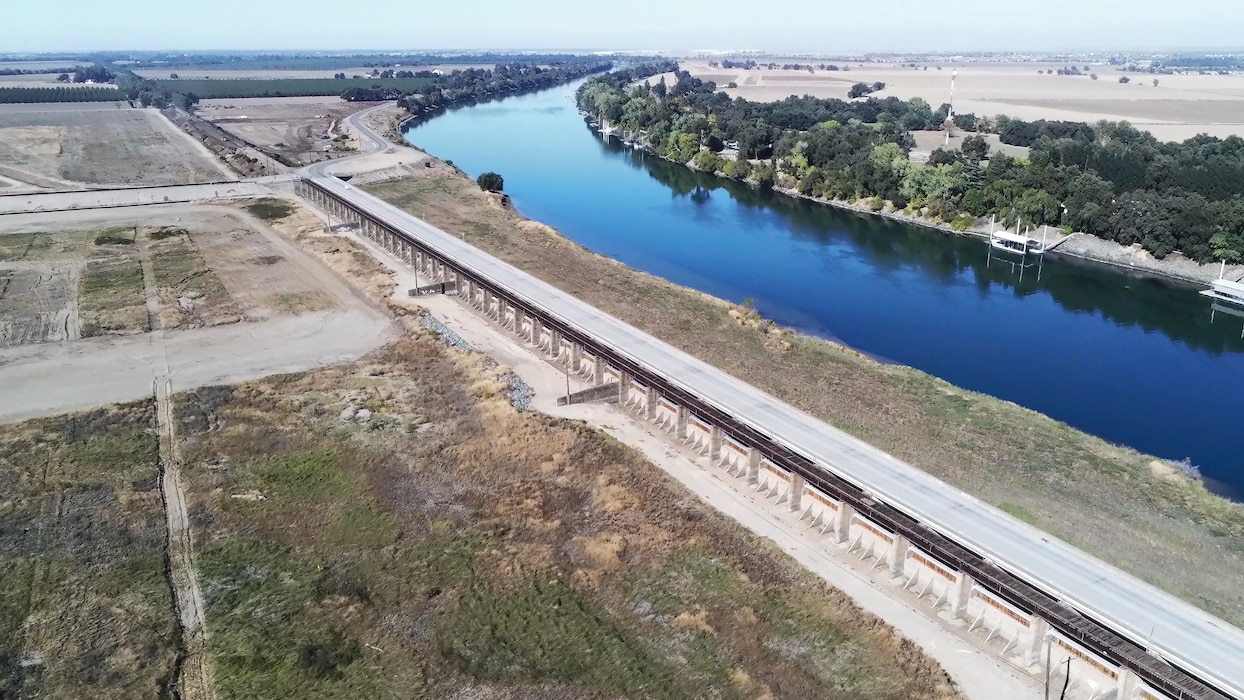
[{"xmin": 404, "ymin": 81, "xmax": 1244, "ymax": 498}]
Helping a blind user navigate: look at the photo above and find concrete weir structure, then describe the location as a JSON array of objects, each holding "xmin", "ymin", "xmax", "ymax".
[{"xmin": 297, "ymin": 177, "xmax": 1244, "ymax": 700}]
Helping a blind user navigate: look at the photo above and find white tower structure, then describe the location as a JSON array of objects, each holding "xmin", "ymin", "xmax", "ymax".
[{"xmin": 944, "ymin": 69, "xmax": 957, "ymax": 145}]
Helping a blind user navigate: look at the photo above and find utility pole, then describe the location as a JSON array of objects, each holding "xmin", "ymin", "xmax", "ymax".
[{"xmin": 1044, "ymin": 638, "xmax": 1051, "ymax": 700}]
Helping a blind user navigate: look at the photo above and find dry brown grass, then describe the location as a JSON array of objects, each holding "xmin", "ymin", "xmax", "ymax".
[
  {"xmin": 0, "ymin": 401, "xmax": 176, "ymax": 699},
  {"xmin": 172, "ymin": 332, "xmax": 957, "ymax": 699},
  {"xmin": 363, "ymin": 173, "xmax": 1244, "ymax": 628}
]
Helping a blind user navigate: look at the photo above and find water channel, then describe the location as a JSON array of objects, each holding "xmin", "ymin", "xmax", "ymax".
[{"xmin": 403, "ymin": 80, "xmax": 1244, "ymax": 498}]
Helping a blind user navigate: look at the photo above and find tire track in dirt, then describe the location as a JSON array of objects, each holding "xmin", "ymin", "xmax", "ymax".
[
  {"xmin": 156, "ymin": 378, "xmax": 213, "ymax": 700},
  {"xmin": 145, "ymin": 238, "xmax": 212, "ymax": 700}
]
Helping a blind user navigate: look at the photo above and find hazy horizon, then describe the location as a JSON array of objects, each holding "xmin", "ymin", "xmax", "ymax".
[{"xmin": 5, "ymin": 0, "xmax": 1244, "ymax": 55}]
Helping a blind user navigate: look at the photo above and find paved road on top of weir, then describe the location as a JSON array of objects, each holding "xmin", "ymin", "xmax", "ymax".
[{"xmin": 306, "ymin": 151, "xmax": 1244, "ymax": 697}]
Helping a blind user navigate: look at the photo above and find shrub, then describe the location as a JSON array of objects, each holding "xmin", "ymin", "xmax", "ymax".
[
  {"xmin": 692, "ymin": 150, "xmax": 725, "ymax": 173},
  {"xmin": 477, "ymin": 172, "xmax": 504, "ymax": 192}
]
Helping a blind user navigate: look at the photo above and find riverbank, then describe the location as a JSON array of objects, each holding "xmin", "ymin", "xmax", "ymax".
[
  {"xmin": 780, "ymin": 183, "xmax": 1243, "ymax": 286},
  {"xmin": 363, "ymin": 168, "xmax": 1244, "ymax": 630},
  {"xmin": 607, "ymin": 124, "xmax": 1244, "ymax": 287}
]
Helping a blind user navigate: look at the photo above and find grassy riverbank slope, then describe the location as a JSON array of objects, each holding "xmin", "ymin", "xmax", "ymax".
[{"xmin": 364, "ymin": 172, "xmax": 1244, "ymax": 628}]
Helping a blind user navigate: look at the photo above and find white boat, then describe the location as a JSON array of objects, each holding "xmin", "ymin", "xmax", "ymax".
[{"xmin": 1201, "ymin": 261, "xmax": 1244, "ymax": 307}]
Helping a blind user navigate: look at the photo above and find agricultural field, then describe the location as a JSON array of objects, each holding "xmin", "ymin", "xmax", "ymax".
[
  {"xmin": 0, "ymin": 400, "xmax": 178, "ymax": 699},
  {"xmin": 148, "ymin": 77, "xmax": 432, "ymax": 99},
  {"xmin": 198, "ymin": 97, "xmax": 373, "ymax": 166},
  {"xmin": 134, "ymin": 65, "xmax": 496, "ymax": 80},
  {"xmin": 0, "ymin": 85, "xmax": 120, "ymax": 103},
  {"xmin": 0, "ymin": 206, "xmax": 335, "ymax": 348},
  {"xmin": 0, "ymin": 106, "xmax": 231, "ymax": 187},
  {"xmin": 681, "ymin": 60, "xmax": 1244, "ymax": 141},
  {"xmin": 173, "ymin": 333, "xmax": 955, "ymax": 699},
  {"xmin": 0, "ymin": 86, "xmax": 122, "ymax": 104},
  {"xmin": 0, "ymin": 72, "xmax": 81, "ymax": 88}
]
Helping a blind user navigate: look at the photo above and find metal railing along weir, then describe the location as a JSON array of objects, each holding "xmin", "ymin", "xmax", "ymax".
[{"xmin": 301, "ymin": 177, "xmax": 1232, "ymax": 700}]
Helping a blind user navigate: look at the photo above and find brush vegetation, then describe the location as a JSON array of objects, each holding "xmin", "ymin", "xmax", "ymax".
[
  {"xmin": 173, "ymin": 333, "xmax": 955, "ymax": 699},
  {"xmin": 0, "ymin": 401, "xmax": 176, "ymax": 699}
]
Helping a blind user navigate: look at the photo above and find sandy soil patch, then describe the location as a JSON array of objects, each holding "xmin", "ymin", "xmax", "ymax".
[
  {"xmin": 0, "ymin": 108, "xmax": 228, "ymax": 187},
  {"xmin": 0, "ymin": 260, "xmax": 81, "ymax": 346},
  {"xmin": 683, "ymin": 60, "xmax": 1244, "ymax": 141}
]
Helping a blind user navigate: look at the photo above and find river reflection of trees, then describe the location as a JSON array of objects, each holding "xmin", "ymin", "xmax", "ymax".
[{"xmin": 588, "ymin": 132, "xmax": 1244, "ymax": 356}]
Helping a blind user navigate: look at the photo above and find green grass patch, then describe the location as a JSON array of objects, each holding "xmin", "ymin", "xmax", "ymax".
[
  {"xmin": 271, "ymin": 291, "xmax": 329, "ymax": 314},
  {"xmin": 244, "ymin": 199, "xmax": 294, "ymax": 222},
  {"xmin": 78, "ymin": 257, "xmax": 148, "ymax": 337},
  {"xmin": 0, "ymin": 232, "xmax": 47, "ymax": 261},
  {"xmin": 93, "ymin": 235, "xmax": 135, "ymax": 246},
  {"xmin": 246, "ymin": 449, "xmax": 348, "ymax": 501},
  {"xmin": 148, "ymin": 226, "xmax": 187, "ymax": 241},
  {"xmin": 197, "ymin": 540, "xmax": 379, "ymax": 698},
  {"xmin": 999, "ymin": 503, "xmax": 1039, "ymax": 525},
  {"xmin": 440, "ymin": 576, "xmax": 692, "ymax": 698}
]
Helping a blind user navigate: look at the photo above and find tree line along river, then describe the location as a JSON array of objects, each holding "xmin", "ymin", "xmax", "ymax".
[{"xmin": 403, "ymin": 80, "xmax": 1244, "ymax": 499}]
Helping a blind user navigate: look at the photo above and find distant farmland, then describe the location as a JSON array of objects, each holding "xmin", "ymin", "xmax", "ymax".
[
  {"xmin": 0, "ymin": 86, "xmax": 121, "ymax": 103},
  {"xmin": 149, "ymin": 77, "xmax": 433, "ymax": 99}
]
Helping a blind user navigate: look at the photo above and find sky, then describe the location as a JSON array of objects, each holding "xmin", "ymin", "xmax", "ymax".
[{"xmin": 3, "ymin": 0, "xmax": 1243, "ymax": 54}]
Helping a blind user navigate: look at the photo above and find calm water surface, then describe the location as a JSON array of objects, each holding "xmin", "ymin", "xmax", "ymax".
[{"xmin": 405, "ymin": 82, "xmax": 1244, "ymax": 498}]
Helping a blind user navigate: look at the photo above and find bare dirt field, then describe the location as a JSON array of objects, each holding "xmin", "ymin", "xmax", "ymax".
[
  {"xmin": 0, "ymin": 73, "xmax": 104, "ymax": 88},
  {"xmin": 0, "ymin": 206, "xmax": 335, "ymax": 347},
  {"xmin": 364, "ymin": 171, "xmax": 1244, "ymax": 629},
  {"xmin": 0, "ymin": 200, "xmax": 394, "ymax": 424},
  {"xmin": 682, "ymin": 61, "xmax": 1244, "ymax": 141},
  {"xmin": 198, "ymin": 97, "xmax": 371, "ymax": 166},
  {"xmin": 0, "ymin": 107, "xmax": 232, "ymax": 188}
]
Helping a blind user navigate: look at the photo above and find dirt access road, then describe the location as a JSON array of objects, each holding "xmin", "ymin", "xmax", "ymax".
[{"xmin": 0, "ymin": 203, "xmax": 396, "ymax": 424}]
